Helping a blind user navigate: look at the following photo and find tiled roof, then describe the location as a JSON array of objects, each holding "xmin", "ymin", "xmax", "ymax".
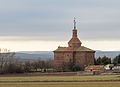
[
  {"xmin": 76, "ymin": 46, "xmax": 95, "ymax": 52},
  {"xmin": 85, "ymin": 65, "xmax": 104, "ymax": 71},
  {"xmin": 54, "ymin": 46, "xmax": 95, "ymax": 52}
]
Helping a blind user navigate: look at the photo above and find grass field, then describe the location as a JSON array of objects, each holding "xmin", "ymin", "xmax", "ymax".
[
  {"xmin": 0, "ymin": 75, "xmax": 119, "ymax": 82},
  {"xmin": 0, "ymin": 75, "xmax": 119, "ymax": 87},
  {"xmin": 0, "ymin": 82, "xmax": 120, "ymax": 87}
]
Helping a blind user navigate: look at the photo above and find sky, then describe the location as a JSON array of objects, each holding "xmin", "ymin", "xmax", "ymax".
[{"xmin": 0, "ymin": 0, "xmax": 120, "ymax": 51}]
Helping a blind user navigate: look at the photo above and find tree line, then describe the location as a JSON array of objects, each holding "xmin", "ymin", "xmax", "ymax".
[
  {"xmin": 94, "ymin": 55, "xmax": 120, "ymax": 65},
  {"xmin": 0, "ymin": 49, "xmax": 53, "ymax": 74},
  {"xmin": 0, "ymin": 49, "xmax": 120, "ymax": 73}
]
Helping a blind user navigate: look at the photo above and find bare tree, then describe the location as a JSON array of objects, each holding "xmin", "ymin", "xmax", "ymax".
[
  {"xmin": 0, "ymin": 48, "xmax": 15, "ymax": 73},
  {"xmin": 23, "ymin": 61, "xmax": 31, "ymax": 72}
]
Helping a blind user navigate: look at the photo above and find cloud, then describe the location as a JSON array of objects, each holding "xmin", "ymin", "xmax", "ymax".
[{"xmin": 0, "ymin": 0, "xmax": 120, "ymax": 41}]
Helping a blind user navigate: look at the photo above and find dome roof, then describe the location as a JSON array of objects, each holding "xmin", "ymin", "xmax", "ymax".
[{"xmin": 68, "ymin": 37, "xmax": 82, "ymax": 44}]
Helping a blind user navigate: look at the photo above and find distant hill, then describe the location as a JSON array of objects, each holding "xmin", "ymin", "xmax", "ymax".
[
  {"xmin": 15, "ymin": 51, "xmax": 120, "ymax": 60},
  {"xmin": 95, "ymin": 51, "xmax": 120, "ymax": 58},
  {"xmin": 15, "ymin": 51, "xmax": 54, "ymax": 60}
]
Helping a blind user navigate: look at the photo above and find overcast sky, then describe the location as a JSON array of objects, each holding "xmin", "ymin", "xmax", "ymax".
[{"xmin": 0, "ymin": 0, "xmax": 120, "ymax": 51}]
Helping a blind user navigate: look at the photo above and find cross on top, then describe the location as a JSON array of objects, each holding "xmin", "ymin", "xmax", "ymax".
[{"xmin": 74, "ymin": 17, "xmax": 76, "ymax": 29}]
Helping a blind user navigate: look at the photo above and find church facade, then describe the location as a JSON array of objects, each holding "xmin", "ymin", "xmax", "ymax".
[{"xmin": 53, "ymin": 19, "xmax": 95, "ymax": 71}]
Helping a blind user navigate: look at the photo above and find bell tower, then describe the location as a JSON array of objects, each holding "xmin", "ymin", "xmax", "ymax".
[{"xmin": 68, "ymin": 18, "xmax": 82, "ymax": 48}]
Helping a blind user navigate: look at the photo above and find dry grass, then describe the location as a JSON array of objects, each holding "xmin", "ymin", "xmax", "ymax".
[
  {"xmin": 0, "ymin": 82, "xmax": 120, "ymax": 87},
  {"xmin": 0, "ymin": 74, "xmax": 120, "ymax": 87},
  {"xmin": 0, "ymin": 75, "xmax": 119, "ymax": 82}
]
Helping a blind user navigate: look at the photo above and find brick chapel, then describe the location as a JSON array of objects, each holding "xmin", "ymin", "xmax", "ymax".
[{"xmin": 53, "ymin": 19, "xmax": 95, "ymax": 70}]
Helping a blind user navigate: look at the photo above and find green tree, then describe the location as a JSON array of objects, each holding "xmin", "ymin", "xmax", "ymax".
[
  {"xmin": 96, "ymin": 57, "xmax": 102, "ymax": 65},
  {"xmin": 113, "ymin": 54, "xmax": 120, "ymax": 65},
  {"xmin": 96, "ymin": 56, "xmax": 111, "ymax": 65},
  {"xmin": 102, "ymin": 56, "xmax": 111, "ymax": 65},
  {"xmin": 72, "ymin": 64, "xmax": 81, "ymax": 71}
]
